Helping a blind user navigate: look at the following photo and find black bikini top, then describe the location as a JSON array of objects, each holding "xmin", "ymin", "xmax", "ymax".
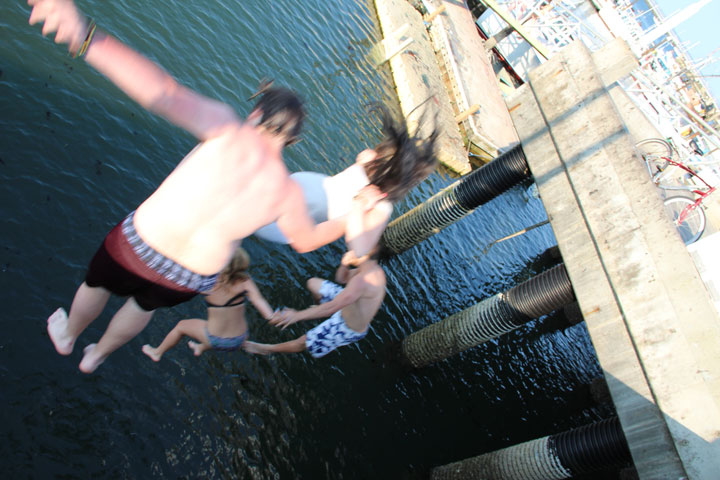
[{"xmin": 204, "ymin": 291, "xmax": 247, "ymax": 308}]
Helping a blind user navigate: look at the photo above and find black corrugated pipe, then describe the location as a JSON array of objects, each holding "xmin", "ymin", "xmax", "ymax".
[
  {"xmin": 505, "ymin": 261, "xmax": 574, "ymax": 323},
  {"xmin": 400, "ymin": 264, "xmax": 575, "ymax": 368},
  {"xmin": 551, "ymin": 417, "xmax": 631, "ymax": 476},
  {"xmin": 380, "ymin": 144, "xmax": 530, "ymax": 255},
  {"xmin": 431, "ymin": 416, "xmax": 631, "ymax": 480},
  {"xmin": 454, "ymin": 143, "xmax": 529, "ymax": 209}
]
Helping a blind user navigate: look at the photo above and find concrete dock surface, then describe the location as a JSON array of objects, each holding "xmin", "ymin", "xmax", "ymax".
[{"xmin": 421, "ymin": 0, "xmax": 519, "ymax": 161}]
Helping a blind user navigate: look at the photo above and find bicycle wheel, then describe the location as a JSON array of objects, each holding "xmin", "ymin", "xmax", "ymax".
[
  {"xmin": 635, "ymin": 138, "xmax": 673, "ymax": 158},
  {"xmin": 635, "ymin": 138, "xmax": 673, "ymax": 180},
  {"xmin": 663, "ymin": 196, "xmax": 706, "ymax": 245}
]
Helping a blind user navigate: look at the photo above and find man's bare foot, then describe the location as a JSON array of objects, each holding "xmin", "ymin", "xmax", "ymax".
[
  {"xmin": 78, "ymin": 343, "xmax": 105, "ymax": 374},
  {"xmin": 47, "ymin": 308, "xmax": 75, "ymax": 355},
  {"xmin": 142, "ymin": 344, "xmax": 161, "ymax": 362},
  {"xmin": 243, "ymin": 341, "xmax": 271, "ymax": 355},
  {"xmin": 188, "ymin": 341, "xmax": 207, "ymax": 357}
]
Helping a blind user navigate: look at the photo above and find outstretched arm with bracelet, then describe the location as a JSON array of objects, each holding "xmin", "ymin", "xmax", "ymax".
[{"xmin": 29, "ymin": 0, "xmax": 238, "ymax": 141}]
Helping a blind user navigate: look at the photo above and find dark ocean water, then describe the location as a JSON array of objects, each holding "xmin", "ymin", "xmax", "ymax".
[{"xmin": 1, "ymin": 0, "xmax": 613, "ymax": 478}]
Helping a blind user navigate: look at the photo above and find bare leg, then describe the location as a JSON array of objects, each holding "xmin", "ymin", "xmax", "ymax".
[
  {"xmin": 244, "ymin": 335, "xmax": 307, "ymax": 355},
  {"xmin": 79, "ymin": 297, "xmax": 153, "ymax": 373},
  {"xmin": 142, "ymin": 319, "xmax": 208, "ymax": 361},
  {"xmin": 48, "ymin": 282, "xmax": 111, "ymax": 355},
  {"xmin": 188, "ymin": 340, "xmax": 212, "ymax": 357},
  {"xmin": 306, "ymin": 277, "xmax": 326, "ymax": 303},
  {"xmin": 47, "ymin": 308, "xmax": 73, "ymax": 355}
]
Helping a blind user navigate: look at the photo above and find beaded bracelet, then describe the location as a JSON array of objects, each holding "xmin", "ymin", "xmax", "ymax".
[{"xmin": 74, "ymin": 19, "xmax": 97, "ymax": 58}]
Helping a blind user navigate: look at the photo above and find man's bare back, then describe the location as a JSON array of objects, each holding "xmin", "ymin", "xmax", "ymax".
[
  {"xmin": 134, "ymin": 122, "xmax": 306, "ymax": 275},
  {"xmin": 336, "ymin": 260, "xmax": 386, "ymax": 333}
]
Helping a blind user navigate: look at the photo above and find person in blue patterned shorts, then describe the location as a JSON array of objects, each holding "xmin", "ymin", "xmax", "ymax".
[{"xmin": 244, "ymin": 249, "xmax": 386, "ymax": 358}]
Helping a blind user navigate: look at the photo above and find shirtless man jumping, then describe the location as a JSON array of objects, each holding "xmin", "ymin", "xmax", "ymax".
[
  {"xmin": 29, "ymin": 0, "xmax": 361, "ymax": 372},
  {"xmin": 244, "ymin": 249, "xmax": 386, "ymax": 358}
]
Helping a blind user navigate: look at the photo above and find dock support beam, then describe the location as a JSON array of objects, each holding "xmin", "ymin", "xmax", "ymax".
[
  {"xmin": 430, "ymin": 417, "xmax": 631, "ymax": 480},
  {"xmin": 400, "ymin": 264, "xmax": 574, "ymax": 368},
  {"xmin": 380, "ymin": 144, "xmax": 529, "ymax": 255}
]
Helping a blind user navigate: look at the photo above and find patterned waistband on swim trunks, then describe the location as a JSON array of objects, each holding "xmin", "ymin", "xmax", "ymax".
[{"xmin": 121, "ymin": 211, "xmax": 218, "ymax": 292}]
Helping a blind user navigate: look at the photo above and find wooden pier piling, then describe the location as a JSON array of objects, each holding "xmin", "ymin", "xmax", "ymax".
[
  {"xmin": 380, "ymin": 144, "xmax": 528, "ymax": 255},
  {"xmin": 431, "ymin": 417, "xmax": 631, "ymax": 480},
  {"xmin": 400, "ymin": 263, "xmax": 574, "ymax": 368}
]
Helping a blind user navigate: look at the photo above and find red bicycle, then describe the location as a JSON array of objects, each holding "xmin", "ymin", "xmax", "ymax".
[{"xmin": 635, "ymin": 138, "xmax": 717, "ymax": 245}]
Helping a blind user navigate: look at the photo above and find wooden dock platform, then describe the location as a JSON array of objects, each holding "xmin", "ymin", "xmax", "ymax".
[
  {"xmin": 373, "ymin": 0, "xmax": 520, "ymax": 173},
  {"xmin": 506, "ymin": 39, "xmax": 720, "ymax": 479},
  {"xmin": 422, "ymin": 0, "xmax": 519, "ymax": 161},
  {"xmin": 374, "ymin": 0, "xmax": 471, "ymax": 174}
]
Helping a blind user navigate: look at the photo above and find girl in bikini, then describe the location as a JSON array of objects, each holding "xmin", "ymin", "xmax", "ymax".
[{"xmin": 142, "ymin": 247, "xmax": 273, "ymax": 360}]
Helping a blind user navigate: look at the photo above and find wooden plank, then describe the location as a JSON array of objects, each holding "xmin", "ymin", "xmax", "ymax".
[
  {"xmin": 590, "ymin": 37, "xmax": 638, "ymax": 86},
  {"xmin": 425, "ymin": 0, "xmax": 520, "ymax": 159},
  {"xmin": 374, "ymin": 0, "xmax": 471, "ymax": 174},
  {"xmin": 549, "ymin": 39, "xmax": 720, "ymax": 449}
]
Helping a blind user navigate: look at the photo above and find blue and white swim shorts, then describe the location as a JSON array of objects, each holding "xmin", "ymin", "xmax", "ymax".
[{"xmin": 305, "ymin": 281, "xmax": 368, "ymax": 358}]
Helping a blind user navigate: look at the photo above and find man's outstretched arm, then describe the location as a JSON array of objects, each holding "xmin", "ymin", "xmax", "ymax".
[
  {"xmin": 29, "ymin": 0, "xmax": 238, "ymax": 140},
  {"xmin": 270, "ymin": 275, "xmax": 365, "ymax": 330}
]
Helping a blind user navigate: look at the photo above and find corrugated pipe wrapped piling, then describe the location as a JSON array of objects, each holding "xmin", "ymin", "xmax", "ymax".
[
  {"xmin": 400, "ymin": 264, "xmax": 574, "ymax": 368},
  {"xmin": 381, "ymin": 144, "xmax": 529, "ymax": 255},
  {"xmin": 431, "ymin": 417, "xmax": 631, "ymax": 480}
]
